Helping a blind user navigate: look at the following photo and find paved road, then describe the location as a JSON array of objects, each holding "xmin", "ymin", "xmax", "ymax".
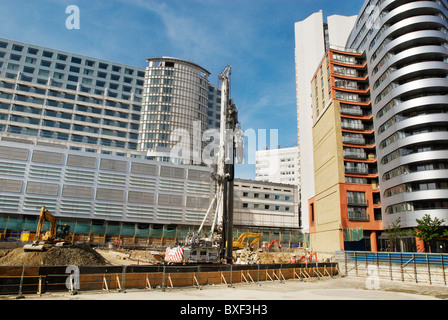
[{"xmin": 28, "ymin": 277, "xmax": 445, "ymax": 300}]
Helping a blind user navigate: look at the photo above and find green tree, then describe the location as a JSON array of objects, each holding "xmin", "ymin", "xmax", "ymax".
[
  {"xmin": 410, "ymin": 214, "xmax": 448, "ymax": 252},
  {"xmin": 384, "ymin": 217, "xmax": 407, "ymax": 252}
]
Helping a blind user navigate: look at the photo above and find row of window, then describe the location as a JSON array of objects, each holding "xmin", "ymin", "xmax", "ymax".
[
  {"xmin": 0, "ymin": 125, "xmax": 137, "ymax": 150},
  {"xmin": 384, "ymin": 180, "xmax": 448, "ymax": 198},
  {"xmin": 0, "ymin": 106, "xmax": 140, "ymax": 131},
  {"xmin": 241, "ymin": 203, "xmax": 291, "ymax": 211},
  {"xmin": 383, "ymin": 160, "xmax": 448, "ymax": 182},
  {"xmin": 0, "ymin": 84, "xmax": 142, "ymax": 113},
  {"xmin": 241, "ymin": 192, "xmax": 291, "ymax": 201},
  {"xmin": 0, "ymin": 41, "xmax": 145, "ymax": 76}
]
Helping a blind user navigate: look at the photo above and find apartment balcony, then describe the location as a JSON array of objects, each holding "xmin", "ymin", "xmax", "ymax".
[
  {"xmin": 340, "ymin": 107, "xmax": 363, "ymax": 116},
  {"xmin": 345, "ymin": 166, "xmax": 369, "ymax": 174},
  {"xmin": 343, "ymin": 150, "xmax": 367, "ymax": 160},
  {"xmin": 348, "ymin": 208, "xmax": 370, "ymax": 222},
  {"xmin": 342, "ymin": 136, "xmax": 366, "ymax": 145}
]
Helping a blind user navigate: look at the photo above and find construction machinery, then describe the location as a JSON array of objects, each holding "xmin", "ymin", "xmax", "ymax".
[
  {"xmin": 233, "ymin": 232, "xmax": 263, "ymax": 250},
  {"xmin": 23, "ymin": 206, "xmax": 71, "ymax": 252},
  {"xmin": 165, "ymin": 65, "xmax": 243, "ymax": 264},
  {"xmin": 261, "ymin": 239, "xmax": 282, "ymax": 252}
]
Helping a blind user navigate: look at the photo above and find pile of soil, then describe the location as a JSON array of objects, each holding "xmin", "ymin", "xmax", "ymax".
[{"xmin": 0, "ymin": 244, "xmax": 108, "ymax": 266}]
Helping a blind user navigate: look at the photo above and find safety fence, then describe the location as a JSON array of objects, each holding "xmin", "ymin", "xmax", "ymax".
[
  {"xmin": 335, "ymin": 251, "xmax": 448, "ymax": 286},
  {"xmin": 0, "ymin": 213, "xmax": 307, "ymax": 249},
  {"xmin": 0, "ymin": 262, "xmax": 339, "ymax": 297}
]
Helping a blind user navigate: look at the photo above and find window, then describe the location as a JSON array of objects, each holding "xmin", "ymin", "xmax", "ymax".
[
  {"xmin": 12, "ymin": 44, "xmax": 23, "ymax": 52},
  {"xmin": 10, "ymin": 54, "xmax": 21, "ymax": 61},
  {"xmin": 40, "ymin": 60, "xmax": 52, "ymax": 67},
  {"xmin": 347, "ymin": 191, "xmax": 366, "ymax": 205},
  {"xmin": 69, "ymin": 66, "xmax": 80, "ymax": 73},
  {"xmin": 67, "ymin": 75, "xmax": 78, "ymax": 82},
  {"xmin": 23, "ymin": 66, "xmax": 34, "ymax": 74},
  {"xmin": 71, "ymin": 57, "xmax": 82, "ymax": 64},
  {"xmin": 25, "ymin": 57, "xmax": 36, "ymax": 64},
  {"xmin": 42, "ymin": 51, "xmax": 53, "ymax": 58},
  {"xmin": 57, "ymin": 54, "xmax": 67, "ymax": 61},
  {"xmin": 28, "ymin": 47, "xmax": 39, "ymax": 55},
  {"xmin": 242, "ymin": 203, "xmax": 248, "ymax": 208},
  {"xmin": 99, "ymin": 63, "xmax": 108, "ymax": 69}
]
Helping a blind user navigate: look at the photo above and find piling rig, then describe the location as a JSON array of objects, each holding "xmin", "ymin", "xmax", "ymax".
[{"xmin": 164, "ymin": 65, "xmax": 243, "ymax": 264}]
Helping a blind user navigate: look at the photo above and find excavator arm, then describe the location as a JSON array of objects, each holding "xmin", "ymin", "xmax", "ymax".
[
  {"xmin": 233, "ymin": 232, "xmax": 263, "ymax": 249},
  {"xmin": 35, "ymin": 206, "xmax": 57, "ymax": 241}
]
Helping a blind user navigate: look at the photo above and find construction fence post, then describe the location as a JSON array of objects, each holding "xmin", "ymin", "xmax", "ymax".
[
  {"xmin": 229, "ymin": 264, "xmax": 233, "ymax": 288},
  {"xmin": 441, "ymin": 254, "xmax": 446, "ymax": 286},
  {"xmin": 197, "ymin": 265, "xmax": 201, "ymax": 290},
  {"xmin": 162, "ymin": 265, "xmax": 166, "ymax": 292}
]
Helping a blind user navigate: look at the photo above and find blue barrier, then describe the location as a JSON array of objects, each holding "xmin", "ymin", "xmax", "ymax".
[{"xmin": 344, "ymin": 251, "xmax": 448, "ymax": 266}]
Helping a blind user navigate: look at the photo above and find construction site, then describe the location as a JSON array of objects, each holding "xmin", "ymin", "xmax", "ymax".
[{"xmin": 0, "ymin": 65, "xmax": 340, "ymax": 298}]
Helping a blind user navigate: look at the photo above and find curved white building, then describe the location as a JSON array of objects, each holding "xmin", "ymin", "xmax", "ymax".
[
  {"xmin": 347, "ymin": 0, "xmax": 448, "ymax": 229},
  {"xmin": 139, "ymin": 57, "xmax": 211, "ymax": 164}
]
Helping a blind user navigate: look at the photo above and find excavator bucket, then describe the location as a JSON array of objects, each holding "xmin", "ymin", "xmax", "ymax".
[{"xmin": 23, "ymin": 243, "xmax": 45, "ymax": 252}]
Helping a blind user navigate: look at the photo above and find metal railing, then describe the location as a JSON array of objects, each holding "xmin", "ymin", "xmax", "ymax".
[{"xmin": 336, "ymin": 251, "xmax": 448, "ymax": 286}]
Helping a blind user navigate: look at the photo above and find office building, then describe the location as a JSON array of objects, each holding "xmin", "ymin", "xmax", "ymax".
[
  {"xmin": 233, "ymin": 178, "xmax": 302, "ymax": 243},
  {"xmin": 0, "ymin": 37, "xmax": 145, "ymax": 156},
  {"xmin": 139, "ymin": 57, "xmax": 211, "ymax": 164},
  {"xmin": 207, "ymin": 83, "xmax": 222, "ymax": 130},
  {"xmin": 255, "ymin": 146, "xmax": 299, "ymax": 185}
]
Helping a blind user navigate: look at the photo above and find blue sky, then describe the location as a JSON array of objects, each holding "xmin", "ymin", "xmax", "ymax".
[{"xmin": 0, "ymin": 0, "xmax": 364, "ymax": 179}]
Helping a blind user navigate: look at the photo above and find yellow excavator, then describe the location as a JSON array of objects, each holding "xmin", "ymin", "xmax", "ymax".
[
  {"xmin": 232, "ymin": 232, "xmax": 263, "ymax": 250},
  {"xmin": 23, "ymin": 206, "xmax": 71, "ymax": 252}
]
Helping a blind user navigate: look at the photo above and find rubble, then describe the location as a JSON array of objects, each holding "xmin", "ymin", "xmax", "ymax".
[{"xmin": 233, "ymin": 248, "xmax": 314, "ymax": 265}]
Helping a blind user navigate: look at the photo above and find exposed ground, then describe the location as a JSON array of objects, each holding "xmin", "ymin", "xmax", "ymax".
[{"xmin": 0, "ymin": 244, "xmax": 308, "ymax": 267}]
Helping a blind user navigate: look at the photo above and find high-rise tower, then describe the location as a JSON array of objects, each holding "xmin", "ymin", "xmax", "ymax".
[
  {"xmin": 139, "ymin": 57, "xmax": 210, "ymax": 164},
  {"xmin": 347, "ymin": 0, "xmax": 448, "ymax": 231}
]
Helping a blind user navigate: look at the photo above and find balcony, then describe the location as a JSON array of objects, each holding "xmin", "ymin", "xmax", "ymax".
[
  {"xmin": 345, "ymin": 166, "xmax": 368, "ymax": 174},
  {"xmin": 340, "ymin": 107, "xmax": 363, "ymax": 116},
  {"xmin": 343, "ymin": 149, "xmax": 367, "ymax": 159},
  {"xmin": 348, "ymin": 206, "xmax": 369, "ymax": 221},
  {"xmin": 342, "ymin": 136, "xmax": 366, "ymax": 145}
]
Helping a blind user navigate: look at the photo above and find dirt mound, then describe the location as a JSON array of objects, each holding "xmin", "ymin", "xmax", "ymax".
[
  {"xmin": 129, "ymin": 250, "xmax": 161, "ymax": 264},
  {"xmin": 257, "ymin": 251, "xmax": 292, "ymax": 264},
  {"xmin": 0, "ymin": 244, "xmax": 108, "ymax": 266}
]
